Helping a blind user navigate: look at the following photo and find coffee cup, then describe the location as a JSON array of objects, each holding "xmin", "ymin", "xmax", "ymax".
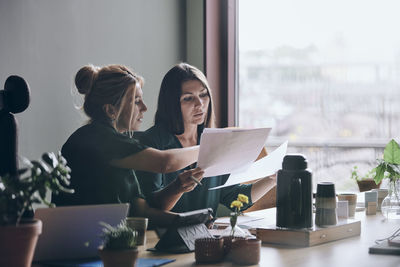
[
  {"xmin": 337, "ymin": 193, "xmax": 357, "ymax": 217},
  {"xmin": 337, "ymin": 200, "xmax": 349, "ymax": 219},
  {"xmin": 315, "ymin": 182, "xmax": 337, "ymax": 227},
  {"xmin": 126, "ymin": 217, "xmax": 148, "ymax": 246}
]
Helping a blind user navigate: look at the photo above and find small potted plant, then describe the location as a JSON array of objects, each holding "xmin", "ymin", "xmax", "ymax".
[
  {"xmin": 350, "ymin": 165, "xmax": 383, "ymax": 192},
  {"xmin": 0, "ymin": 152, "xmax": 73, "ymax": 267},
  {"xmin": 372, "ymin": 139, "xmax": 400, "ymax": 219},
  {"xmin": 98, "ymin": 220, "xmax": 139, "ymax": 267}
]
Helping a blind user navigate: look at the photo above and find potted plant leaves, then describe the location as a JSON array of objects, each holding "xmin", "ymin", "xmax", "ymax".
[
  {"xmin": 350, "ymin": 165, "xmax": 383, "ymax": 192},
  {"xmin": 98, "ymin": 220, "xmax": 139, "ymax": 267},
  {"xmin": 372, "ymin": 139, "xmax": 400, "ymax": 219},
  {"xmin": 0, "ymin": 152, "xmax": 73, "ymax": 267}
]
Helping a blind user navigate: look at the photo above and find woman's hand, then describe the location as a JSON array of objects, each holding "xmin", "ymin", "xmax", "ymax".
[{"xmin": 176, "ymin": 167, "xmax": 204, "ymax": 192}]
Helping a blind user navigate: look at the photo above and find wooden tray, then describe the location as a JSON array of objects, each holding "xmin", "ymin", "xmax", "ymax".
[{"xmin": 253, "ymin": 219, "xmax": 361, "ymax": 247}]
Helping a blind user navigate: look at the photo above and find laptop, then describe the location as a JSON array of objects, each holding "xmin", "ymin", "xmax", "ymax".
[{"xmin": 33, "ymin": 203, "xmax": 129, "ymax": 262}]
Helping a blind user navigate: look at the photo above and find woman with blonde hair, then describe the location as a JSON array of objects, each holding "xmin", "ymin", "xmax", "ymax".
[{"xmin": 53, "ymin": 64, "xmax": 204, "ymax": 225}]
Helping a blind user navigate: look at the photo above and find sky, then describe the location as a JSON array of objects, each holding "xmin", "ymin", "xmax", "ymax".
[{"xmin": 239, "ymin": 0, "xmax": 400, "ymax": 62}]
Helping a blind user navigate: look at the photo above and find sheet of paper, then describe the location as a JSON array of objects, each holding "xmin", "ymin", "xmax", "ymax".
[
  {"xmin": 214, "ymin": 215, "xmax": 265, "ymax": 226},
  {"xmin": 209, "ymin": 141, "xmax": 288, "ymax": 190},
  {"xmin": 197, "ymin": 128, "xmax": 271, "ymax": 177}
]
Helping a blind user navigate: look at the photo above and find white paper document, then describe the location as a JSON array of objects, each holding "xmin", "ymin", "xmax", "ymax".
[
  {"xmin": 197, "ymin": 128, "xmax": 271, "ymax": 178},
  {"xmin": 209, "ymin": 141, "xmax": 288, "ymax": 190}
]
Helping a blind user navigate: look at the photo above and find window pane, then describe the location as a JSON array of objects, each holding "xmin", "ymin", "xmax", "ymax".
[{"xmin": 238, "ymin": 0, "xmax": 400, "ymax": 191}]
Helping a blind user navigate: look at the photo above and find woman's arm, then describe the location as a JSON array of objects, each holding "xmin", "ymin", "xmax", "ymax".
[
  {"xmin": 110, "ymin": 145, "xmax": 199, "ymax": 173},
  {"xmin": 250, "ymin": 174, "xmax": 277, "ymax": 202},
  {"xmin": 130, "ymin": 197, "xmax": 179, "ymax": 227},
  {"xmin": 151, "ymin": 167, "xmax": 204, "ymax": 210}
]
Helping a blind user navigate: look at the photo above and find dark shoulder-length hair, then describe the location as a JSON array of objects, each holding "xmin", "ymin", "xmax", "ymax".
[{"xmin": 154, "ymin": 62, "xmax": 215, "ymax": 135}]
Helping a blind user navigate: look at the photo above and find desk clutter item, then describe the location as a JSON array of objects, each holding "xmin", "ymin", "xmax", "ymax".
[
  {"xmin": 366, "ymin": 202, "xmax": 377, "ymax": 215},
  {"xmin": 372, "ymin": 189, "xmax": 388, "ymax": 211},
  {"xmin": 315, "ymin": 182, "xmax": 337, "ymax": 227},
  {"xmin": 254, "ymin": 219, "xmax": 361, "ymax": 247},
  {"xmin": 39, "ymin": 257, "xmax": 176, "ymax": 267},
  {"xmin": 337, "ymin": 193, "xmax": 357, "ymax": 217},
  {"xmin": 153, "ymin": 209, "xmax": 213, "ymax": 253},
  {"xmin": 276, "ymin": 154, "xmax": 313, "ymax": 229},
  {"xmin": 364, "ymin": 191, "xmax": 378, "ymax": 207},
  {"xmin": 369, "ymin": 241, "xmax": 400, "ymax": 255},
  {"xmin": 194, "ymin": 236, "xmax": 261, "ymax": 265},
  {"xmin": 126, "ymin": 217, "xmax": 148, "ymax": 246},
  {"xmin": 194, "ymin": 237, "xmax": 224, "ymax": 263},
  {"xmin": 229, "ymin": 238, "xmax": 261, "ymax": 265},
  {"xmin": 337, "ymin": 201, "xmax": 349, "ymax": 219}
]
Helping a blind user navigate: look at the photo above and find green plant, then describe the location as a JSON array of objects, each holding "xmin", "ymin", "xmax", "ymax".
[
  {"xmin": 100, "ymin": 221, "xmax": 137, "ymax": 250},
  {"xmin": 351, "ymin": 166, "xmax": 381, "ymax": 181},
  {"xmin": 373, "ymin": 139, "xmax": 400, "ymax": 184},
  {"xmin": 0, "ymin": 152, "xmax": 74, "ymax": 225}
]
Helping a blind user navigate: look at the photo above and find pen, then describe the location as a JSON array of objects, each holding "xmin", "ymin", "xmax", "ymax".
[{"xmin": 189, "ymin": 175, "xmax": 202, "ymax": 186}]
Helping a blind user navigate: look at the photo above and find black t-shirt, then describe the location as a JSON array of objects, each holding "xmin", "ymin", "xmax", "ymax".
[
  {"xmin": 53, "ymin": 121, "xmax": 147, "ymax": 216},
  {"xmin": 136, "ymin": 124, "xmax": 253, "ymax": 215}
]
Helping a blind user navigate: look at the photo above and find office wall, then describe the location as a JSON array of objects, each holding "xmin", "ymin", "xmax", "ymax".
[{"xmin": 0, "ymin": 0, "xmax": 186, "ymax": 159}]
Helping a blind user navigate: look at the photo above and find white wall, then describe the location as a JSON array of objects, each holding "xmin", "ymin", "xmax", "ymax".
[{"xmin": 0, "ymin": 0, "xmax": 187, "ymax": 159}]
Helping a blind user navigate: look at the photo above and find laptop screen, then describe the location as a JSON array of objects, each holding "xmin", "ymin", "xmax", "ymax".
[{"xmin": 33, "ymin": 203, "xmax": 129, "ymax": 262}]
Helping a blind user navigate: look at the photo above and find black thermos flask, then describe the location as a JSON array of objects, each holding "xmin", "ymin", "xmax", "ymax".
[{"xmin": 276, "ymin": 154, "xmax": 313, "ymax": 229}]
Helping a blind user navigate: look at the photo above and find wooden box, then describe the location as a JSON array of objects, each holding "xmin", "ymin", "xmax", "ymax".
[{"xmin": 253, "ymin": 219, "xmax": 361, "ymax": 247}]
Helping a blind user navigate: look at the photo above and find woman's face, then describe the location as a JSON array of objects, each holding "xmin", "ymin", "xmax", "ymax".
[
  {"xmin": 117, "ymin": 84, "xmax": 147, "ymax": 132},
  {"xmin": 180, "ymin": 79, "xmax": 210, "ymax": 127}
]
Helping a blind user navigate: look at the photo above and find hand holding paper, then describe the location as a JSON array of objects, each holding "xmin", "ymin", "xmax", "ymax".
[{"xmin": 197, "ymin": 128, "xmax": 271, "ymax": 177}]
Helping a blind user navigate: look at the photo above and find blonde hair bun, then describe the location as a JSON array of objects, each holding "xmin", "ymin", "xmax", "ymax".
[{"xmin": 75, "ymin": 64, "xmax": 99, "ymax": 95}]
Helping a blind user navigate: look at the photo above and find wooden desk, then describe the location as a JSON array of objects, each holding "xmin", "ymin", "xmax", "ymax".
[{"xmin": 140, "ymin": 209, "xmax": 400, "ymax": 267}]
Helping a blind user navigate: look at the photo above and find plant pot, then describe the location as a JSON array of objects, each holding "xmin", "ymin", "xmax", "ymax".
[
  {"xmin": 98, "ymin": 247, "xmax": 139, "ymax": 267},
  {"xmin": 230, "ymin": 238, "xmax": 261, "ymax": 265},
  {"xmin": 0, "ymin": 219, "xmax": 42, "ymax": 267},
  {"xmin": 357, "ymin": 179, "xmax": 381, "ymax": 192}
]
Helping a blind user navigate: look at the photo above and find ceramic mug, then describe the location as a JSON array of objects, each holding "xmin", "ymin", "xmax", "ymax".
[
  {"xmin": 337, "ymin": 193, "xmax": 357, "ymax": 217},
  {"xmin": 315, "ymin": 182, "xmax": 337, "ymax": 227}
]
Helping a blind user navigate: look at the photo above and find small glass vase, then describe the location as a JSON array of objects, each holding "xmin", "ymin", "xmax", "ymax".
[{"xmin": 381, "ymin": 181, "xmax": 400, "ymax": 220}]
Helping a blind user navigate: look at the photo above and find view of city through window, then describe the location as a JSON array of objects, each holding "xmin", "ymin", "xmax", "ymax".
[{"xmin": 238, "ymin": 0, "xmax": 400, "ymax": 191}]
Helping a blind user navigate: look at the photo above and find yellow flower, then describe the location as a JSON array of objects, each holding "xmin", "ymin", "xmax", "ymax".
[
  {"xmin": 237, "ymin": 194, "xmax": 249, "ymax": 204},
  {"xmin": 230, "ymin": 200, "xmax": 243, "ymax": 209}
]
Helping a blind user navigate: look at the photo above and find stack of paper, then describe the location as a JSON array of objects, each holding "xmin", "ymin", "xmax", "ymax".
[{"xmin": 196, "ymin": 127, "xmax": 288, "ymax": 190}]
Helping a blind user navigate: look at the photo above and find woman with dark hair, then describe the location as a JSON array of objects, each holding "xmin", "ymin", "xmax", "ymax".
[
  {"xmin": 136, "ymin": 63, "xmax": 276, "ymax": 214},
  {"xmin": 53, "ymin": 64, "xmax": 204, "ymax": 226}
]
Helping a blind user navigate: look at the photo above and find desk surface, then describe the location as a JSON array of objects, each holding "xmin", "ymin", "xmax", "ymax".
[
  {"xmin": 139, "ymin": 209, "xmax": 400, "ymax": 267},
  {"xmin": 33, "ymin": 209, "xmax": 399, "ymax": 267}
]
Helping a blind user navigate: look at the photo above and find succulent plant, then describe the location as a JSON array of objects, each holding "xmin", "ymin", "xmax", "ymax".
[{"xmin": 100, "ymin": 221, "xmax": 137, "ymax": 250}]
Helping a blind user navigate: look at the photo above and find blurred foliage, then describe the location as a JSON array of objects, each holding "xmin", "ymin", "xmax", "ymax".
[{"xmin": 0, "ymin": 152, "xmax": 74, "ymax": 225}]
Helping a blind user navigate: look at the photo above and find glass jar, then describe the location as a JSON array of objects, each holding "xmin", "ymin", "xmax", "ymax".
[{"xmin": 381, "ymin": 180, "xmax": 400, "ymax": 220}]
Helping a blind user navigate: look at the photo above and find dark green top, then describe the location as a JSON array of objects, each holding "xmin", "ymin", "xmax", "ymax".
[
  {"xmin": 136, "ymin": 124, "xmax": 253, "ymax": 215},
  {"xmin": 53, "ymin": 121, "xmax": 147, "ymax": 216}
]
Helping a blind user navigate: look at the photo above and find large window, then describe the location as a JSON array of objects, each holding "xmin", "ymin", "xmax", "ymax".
[{"xmin": 238, "ymin": 0, "xmax": 400, "ymax": 191}]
